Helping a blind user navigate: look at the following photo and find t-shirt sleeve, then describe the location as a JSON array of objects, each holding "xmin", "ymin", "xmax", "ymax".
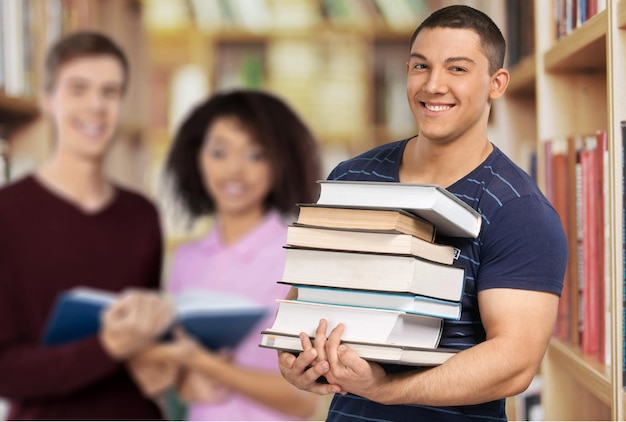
[{"xmin": 476, "ymin": 195, "xmax": 567, "ymax": 295}]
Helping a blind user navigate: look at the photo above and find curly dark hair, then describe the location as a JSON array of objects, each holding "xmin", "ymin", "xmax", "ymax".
[{"xmin": 164, "ymin": 89, "xmax": 321, "ymax": 220}]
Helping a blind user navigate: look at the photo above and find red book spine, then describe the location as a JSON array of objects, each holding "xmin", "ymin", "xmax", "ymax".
[{"xmin": 580, "ymin": 145, "xmax": 599, "ymax": 356}]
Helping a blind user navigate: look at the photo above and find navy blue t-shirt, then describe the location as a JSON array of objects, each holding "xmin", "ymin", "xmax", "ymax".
[{"xmin": 325, "ymin": 139, "xmax": 567, "ymax": 421}]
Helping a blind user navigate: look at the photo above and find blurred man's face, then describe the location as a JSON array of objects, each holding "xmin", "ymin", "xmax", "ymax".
[{"xmin": 43, "ymin": 55, "xmax": 125, "ymax": 161}]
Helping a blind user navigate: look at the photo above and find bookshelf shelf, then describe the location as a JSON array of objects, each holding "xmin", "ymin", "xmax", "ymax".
[
  {"xmin": 0, "ymin": 94, "xmax": 39, "ymax": 123},
  {"xmin": 507, "ymin": 54, "xmax": 536, "ymax": 97},
  {"xmin": 546, "ymin": 339, "xmax": 612, "ymax": 405},
  {"xmin": 544, "ymin": 9, "xmax": 607, "ymax": 72}
]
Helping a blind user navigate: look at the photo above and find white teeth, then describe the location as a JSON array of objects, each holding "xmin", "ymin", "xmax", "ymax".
[
  {"xmin": 77, "ymin": 123, "xmax": 105, "ymax": 137},
  {"xmin": 425, "ymin": 103, "xmax": 452, "ymax": 112},
  {"xmin": 223, "ymin": 182, "xmax": 245, "ymax": 195}
]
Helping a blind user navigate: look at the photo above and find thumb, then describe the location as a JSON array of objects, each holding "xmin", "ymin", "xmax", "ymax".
[{"xmin": 336, "ymin": 344, "xmax": 361, "ymax": 367}]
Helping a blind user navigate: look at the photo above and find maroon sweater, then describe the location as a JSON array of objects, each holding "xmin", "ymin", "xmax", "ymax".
[{"xmin": 0, "ymin": 175, "xmax": 164, "ymax": 420}]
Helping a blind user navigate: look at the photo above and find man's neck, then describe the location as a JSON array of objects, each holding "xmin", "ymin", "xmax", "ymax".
[
  {"xmin": 37, "ymin": 152, "xmax": 114, "ymax": 213},
  {"xmin": 400, "ymin": 135, "xmax": 493, "ymax": 187}
]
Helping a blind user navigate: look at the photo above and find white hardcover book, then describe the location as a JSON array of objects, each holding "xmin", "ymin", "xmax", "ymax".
[
  {"xmin": 316, "ymin": 180, "xmax": 481, "ymax": 238},
  {"xmin": 282, "ymin": 247, "xmax": 465, "ymax": 302},
  {"xmin": 268, "ymin": 299, "xmax": 443, "ymax": 349},
  {"xmin": 260, "ymin": 330, "xmax": 458, "ymax": 366}
]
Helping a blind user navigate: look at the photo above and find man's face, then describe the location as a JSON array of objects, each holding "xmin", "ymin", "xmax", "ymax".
[
  {"xmin": 406, "ymin": 27, "xmax": 498, "ymax": 146},
  {"xmin": 43, "ymin": 55, "xmax": 125, "ymax": 161}
]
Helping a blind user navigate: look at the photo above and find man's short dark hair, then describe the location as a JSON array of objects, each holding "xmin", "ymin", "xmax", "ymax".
[
  {"xmin": 44, "ymin": 31, "xmax": 129, "ymax": 92},
  {"xmin": 409, "ymin": 5, "xmax": 506, "ymax": 75}
]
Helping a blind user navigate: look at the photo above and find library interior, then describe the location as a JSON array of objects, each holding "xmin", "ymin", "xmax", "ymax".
[{"xmin": 1, "ymin": 0, "xmax": 625, "ymax": 420}]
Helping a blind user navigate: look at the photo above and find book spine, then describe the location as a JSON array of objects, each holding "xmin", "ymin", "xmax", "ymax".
[{"xmin": 547, "ymin": 138, "xmax": 570, "ymax": 341}]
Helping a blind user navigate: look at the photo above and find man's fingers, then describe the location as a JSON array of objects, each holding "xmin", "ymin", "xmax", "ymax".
[
  {"xmin": 325, "ymin": 322, "xmax": 345, "ymax": 368},
  {"xmin": 313, "ymin": 319, "xmax": 329, "ymax": 362}
]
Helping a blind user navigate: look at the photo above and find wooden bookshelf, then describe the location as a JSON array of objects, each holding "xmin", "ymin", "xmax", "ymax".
[
  {"xmin": 619, "ymin": 0, "xmax": 626, "ymax": 27},
  {"xmin": 535, "ymin": 0, "xmax": 626, "ymax": 420},
  {"xmin": 141, "ymin": 0, "xmax": 441, "ymax": 154},
  {"xmin": 0, "ymin": 94, "xmax": 38, "ymax": 127},
  {"xmin": 547, "ymin": 338, "xmax": 613, "ymax": 405},
  {"xmin": 544, "ymin": 9, "xmax": 607, "ymax": 71},
  {"xmin": 507, "ymin": 54, "xmax": 536, "ymax": 97}
]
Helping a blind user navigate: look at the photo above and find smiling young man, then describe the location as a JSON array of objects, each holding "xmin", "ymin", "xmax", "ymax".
[
  {"xmin": 0, "ymin": 32, "xmax": 173, "ymax": 420},
  {"xmin": 278, "ymin": 5, "xmax": 567, "ymax": 421}
]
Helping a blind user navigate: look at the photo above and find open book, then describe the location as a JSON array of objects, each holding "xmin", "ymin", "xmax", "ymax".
[{"xmin": 41, "ymin": 287, "xmax": 268, "ymax": 350}]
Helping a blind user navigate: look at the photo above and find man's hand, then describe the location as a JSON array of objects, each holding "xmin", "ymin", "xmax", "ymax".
[
  {"xmin": 322, "ymin": 322, "xmax": 388, "ymax": 400},
  {"xmin": 99, "ymin": 289, "xmax": 174, "ymax": 359},
  {"xmin": 278, "ymin": 319, "xmax": 344, "ymax": 395}
]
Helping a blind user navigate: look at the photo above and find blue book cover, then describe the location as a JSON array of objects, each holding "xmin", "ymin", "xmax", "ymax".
[{"xmin": 41, "ymin": 287, "xmax": 268, "ymax": 350}]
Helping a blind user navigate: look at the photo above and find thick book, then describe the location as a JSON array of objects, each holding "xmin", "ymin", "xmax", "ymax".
[
  {"xmin": 286, "ymin": 224, "xmax": 456, "ymax": 265},
  {"xmin": 268, "ymin": 299, "xmax": 443, "ymax": 349},
  {"xmin": 315, "ymin": 180, "xmax": 481, "ymax": 238},
  {"xmin": 296, "ymin": 204, "xmax": 436, "ymax": 242},
  {"xmin": 284, "ymin": 283, "xmax": 461, "ymax": 320},
  {"xmin": 259, "ymin": 330, "xmax": 458, "ymax": 366},
  {"xmin": 41, "ymin": 287, "xmax": 268, "ymax": 350},
  {"xmin": 281, "ymin": 247, "xmax": 465, "ymax": 302}
]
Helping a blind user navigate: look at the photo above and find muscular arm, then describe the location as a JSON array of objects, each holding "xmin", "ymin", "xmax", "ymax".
[{"xmin": 324, "ymin": 287, "xmax": 559, "ymax": 405}]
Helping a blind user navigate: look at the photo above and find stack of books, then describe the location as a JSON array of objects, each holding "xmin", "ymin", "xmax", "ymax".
[{"xmin": 259, "ymin": 180, "xmax": 482, "ymax": 366}]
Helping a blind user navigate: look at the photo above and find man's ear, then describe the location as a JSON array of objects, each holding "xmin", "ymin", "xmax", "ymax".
[{"xmin": 489, "ymin": 68, "xmax": 510, "ymax": 100}]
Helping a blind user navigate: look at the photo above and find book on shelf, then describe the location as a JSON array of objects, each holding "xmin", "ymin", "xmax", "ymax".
[
  {"xmin": 284, "ymin": 283, "xmax": 461, "ymax": 320},
  {"xmin": 281, "ymin": 247, "xmax": 465, "ymax": 302},
  {"xmin": 286, "ymin": 224, "xmax": 456, "ymax": 265},
  {"xmin": 580, "ymin": 132, "xmax": 607, "ymax": 359},
  {"xmin": 260, "ymin": 330, "xmax": 458, "ymax": 367},
  {"xmin": 268, "ymin": 299, "xmax": 443, "ymax": 349},
  {"xmin": 566, "ymin": 135, "xmax": 582, "ymax": 345},
  {"xmin": 315, "ymin": 180, "xmax": 481, "ymax": 238},
  {"xmin": 42, "ymin": 287, "xmax": 268, "ymax": 350},
  {"xmin": 295, "ymin": 203, "xmax": 436, "ymax": 242},
  {"xmin": 544, "ymin": 137, "xmax": 571, "ymax": 342}
]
